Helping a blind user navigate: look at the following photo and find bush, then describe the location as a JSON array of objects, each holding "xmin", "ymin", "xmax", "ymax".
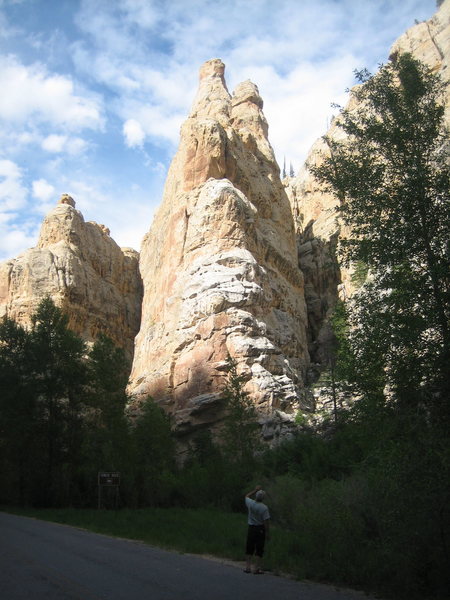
[{"xmin": 266, "ymin": 474, "xmax": 369, "ymax": 585}]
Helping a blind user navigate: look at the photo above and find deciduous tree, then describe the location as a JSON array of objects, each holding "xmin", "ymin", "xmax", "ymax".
[{"xmin": 311, "ymin": 53, "xmax": 450, "ymax": 414}]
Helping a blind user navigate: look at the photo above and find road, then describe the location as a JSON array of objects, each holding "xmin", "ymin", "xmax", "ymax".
[{"xmin": 0, "ymin": 512, "xmax": 373, "ymax": 600}]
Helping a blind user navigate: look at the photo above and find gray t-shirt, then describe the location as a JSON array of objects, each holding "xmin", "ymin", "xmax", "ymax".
[{"xmin": 245, "ymin": 497, "xmax": 270, "ymax": 526}]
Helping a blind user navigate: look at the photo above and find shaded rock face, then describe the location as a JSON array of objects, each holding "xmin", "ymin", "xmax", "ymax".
[
  {"xmin": 129, "ymin": 59, "xmax": 309, "ymax": 435},
  {"xmin": 0, "ymin": 195, "xmax": 143, "ymax": 359},
  {"xmin": 285, "ymin": 0, "xmax": 450, "ymax": 371}
]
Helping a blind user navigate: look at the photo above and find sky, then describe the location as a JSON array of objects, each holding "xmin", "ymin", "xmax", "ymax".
[{"xmin": 0, "ymin": 0, "xmax": 437, "ymax": 261}]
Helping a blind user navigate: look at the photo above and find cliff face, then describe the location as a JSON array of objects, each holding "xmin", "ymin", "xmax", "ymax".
[
  {"xmin": 0, "ymin": 194, "xmax": 143, "ymax": 359},
  {"xmin": 285, "ymin": 0, "xmax": 450, "ymax": 370},
  {"xmin": 1, "ymin": 2, "xmax": 447, "ymax": 436},
  {"xmin": 390, "ymin": 0, "xmax": 450, "ymax": 117},
  {"xmin": 128, "ymin": 59, "xmax": 309, "ymax": 436}
]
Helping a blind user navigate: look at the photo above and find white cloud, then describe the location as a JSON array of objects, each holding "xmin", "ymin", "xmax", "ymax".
[
  {"xmin": 59, "ymin": 179, "xmax": 111, "ymax": 218},
  {"xmin": 42, "ymin": 134, "xmax": 67, "ymax": 153},
  {"xmin": 123, "ymin": 119, "xmax": 145, "ymax": 148},
  {"xmin": 131, "ymin": 65, "xmax": 195, "ymax": 110},
  {"xmin": 69, "ymin": 0, "xmax": 435, "ymax": 168},
  {"xmin": 121, "ymin": 103, "xmax": 184, "ymax": 147},
  {"xmin": 57, "ymin": 177, "xmax": 155, "ymax": 251},
  {"xmin": 32, "ymin": 178, "xmax": 55, "ymax": 202},
  {"xmin": 0, "ymin": 55, "xmax": 104, "ymax": 131},
  {"xmin": 243, "ymin": 57, "xmax": 354, "ymax": 169},
  {"xmin": 32, "ymin": 178, "xmax": 56, "ymax": 216},
  {"xmin": 0, "ymin": 0, "xmax": 438, "ymax": 263},
  {"xmin": 120, "ymin": 0, "xmax": 159, "ymax": 29},
  {"xmin": 66, "ymin": 137, "xmax": 88, "ymax": 155},
  {"xmin": 42, "ymin": 134, "xmax": 88, "ymax": 155},
  {"xmin": 0, "ymin": 128, "xmax": 40, "ymax": 157},
  {"xmin": 0, "ymin": 158, "xmax": 36, "ymax": 260},
  {"xmin": 0, "ymin": 159, "xmax": 27, "ymax": 212},
  {"xmin": 0, "ymin": 222, "xmax": 38, "ymax": 260}
]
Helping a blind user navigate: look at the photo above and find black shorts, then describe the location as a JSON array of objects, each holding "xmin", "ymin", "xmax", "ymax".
[{"xmin": 246, "ymin": 525, "xmax": 266, "ymax": 557}]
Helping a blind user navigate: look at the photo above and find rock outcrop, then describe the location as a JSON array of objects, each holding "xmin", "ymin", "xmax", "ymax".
[
  {"xmin": 2, "ymin": 2, "xmax": 447, "ymax": 438},
  {"xmin": 0, "ymin": 194, "xmax": 143, "ymax": 359},
  {"xmin": 285, "ymin": 0, "xmax": 450, "ymax": 370},
  {"xmin": 129, "ymin": 59, "xmax": 309, "ymax": 437},
  {"xmin": 390, "ymin": 0, "xmax": 450, "ymax": 121}
]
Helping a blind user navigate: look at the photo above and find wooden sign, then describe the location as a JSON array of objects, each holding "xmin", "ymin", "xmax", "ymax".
[{"xmin": 98, "ymin": 471, "xmax": 121, "ymax": 486}]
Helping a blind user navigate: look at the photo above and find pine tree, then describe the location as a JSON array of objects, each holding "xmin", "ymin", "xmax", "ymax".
[
  {"xmin": 220, "ymin": 356, "xmax": 260, "ymax": 474},
  {"xmin": 80, "ymin": 335, "xmax": 131, "ymax": 505},
  {"xmin": 131, "ymin": 397, "xmax": 175, "ymax": 506},
  {"xmin": 29, "ymin": 298, "xmax": 88, "ymax": 505},
  {"xmin": 0, "ymin": 317, "xmax": 36, "ymax": 504}
]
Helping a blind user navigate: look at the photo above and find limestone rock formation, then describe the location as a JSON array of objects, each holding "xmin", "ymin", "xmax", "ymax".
[
  {"xmin": 390, "ymin": 0, "xmax": 450, "ymax": 122},
  {"xmin": 129, "ymin": 59, "xmax": 309, "ymax": 437},
  {"xmin": 0, "ymin": 194, "xmax": 143, "ymax": 358},
  {"xmin": 285, "ymin": 0, "xmax": 450, "ymax": 370}
]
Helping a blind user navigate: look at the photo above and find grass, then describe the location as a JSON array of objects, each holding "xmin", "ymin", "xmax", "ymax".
[{"xmin": 3, "ymin": 506, "xmax": 302, "ymax": 577}]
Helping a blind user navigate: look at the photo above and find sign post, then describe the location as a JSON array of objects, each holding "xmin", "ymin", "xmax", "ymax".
[{"xmin": 97, "ymin": 471, "xmax": 121, "ymax": 509}]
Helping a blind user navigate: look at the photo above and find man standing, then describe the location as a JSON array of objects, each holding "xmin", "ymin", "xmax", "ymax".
[{"xmin": 244, "ymin": 485, "xmax": 270, "ymax": 574}]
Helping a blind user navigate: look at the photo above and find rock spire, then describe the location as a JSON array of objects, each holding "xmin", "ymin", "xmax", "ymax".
[
  {"xmin": 128, "ymin": 59, "xmax": 309, "ymax": 438},
  {"xmin": 0, "ymin": 195, "xmax": 143, "ymax": 358}
]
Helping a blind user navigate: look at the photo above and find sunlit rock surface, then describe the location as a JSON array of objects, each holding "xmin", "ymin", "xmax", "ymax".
[
  {"xmin": 129, "ymin": 59, "xmax": 309, "ymax": 436},
  {"xmin": 0, "ymin": 194, "xmax": 143, "ymax": 359}
]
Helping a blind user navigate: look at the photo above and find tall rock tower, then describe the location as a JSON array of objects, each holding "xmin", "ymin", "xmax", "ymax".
[{"xmin": 129, "ymin": 59, "xmax": 309, "ymax": 436}]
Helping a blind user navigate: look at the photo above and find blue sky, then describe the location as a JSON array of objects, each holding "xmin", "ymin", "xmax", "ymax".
[{"xmin": 0, "ymin": 0, "xmax": 437, "ymax": 261}]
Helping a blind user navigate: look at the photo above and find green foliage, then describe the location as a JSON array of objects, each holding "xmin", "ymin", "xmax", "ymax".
[
  {"xmin": 311, "ymin": 53, "xmax": 450, "ymax": 414},
  {"xmin": 176, "ymin": 430, "xmax": 229, "ymax": 508},
  {"xmin": 0, "ymin": 299, "xmax": 91, "ymax": 506},
  {"xmin": 0, "ymin": 317, "xmax": 38, "ymax": 505},
  {"xmin": 220, "ymin": 355, "xmax": 261, "ymax": 477},
  {"xmin": 350, "ymin": 260, "xmax": 368, "ymax": 287},
  {"xmin": 0, "ymin": 299, "xmax": 134, "ymax": 508},
  {"xmin": 129, "ymin": 397, "xmax": 176, "ymax": 507},
  {"xmin": 78, "ymin": 335, "xmax": 132, "ymax": 507},
  {"xmin": 30, "ymin": 298, "xmax": 89, "ymax": 506},
  {"xmin": 87, "ymin": 334, "xmax": 129, "ymax": 407},
  {"xmin": 176, "ymin": 358, "xmax": 264, "ymax": 511},
  {"xmin": 294, "ymin": 411, "xmax": 308, "ymax": 426},
  {"xmin": 261, "ymin": 406, "xmax": 450, "ymax": 598},
  {"xmin": 329, "ymin": 300, "xmax": 354, "ymax": 383},
  {"xmin": 267, "ymin": 474, "xmax": 369, "ymax": 583}
]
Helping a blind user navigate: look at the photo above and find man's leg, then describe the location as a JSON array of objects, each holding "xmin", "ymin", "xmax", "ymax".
[
  {"xmin": 245, "ymin": 527, "xmax": 254, "ymax": 572},
  {"xmin": 253, "ymin": 527, "xmax": 265, "ymax": 573}
]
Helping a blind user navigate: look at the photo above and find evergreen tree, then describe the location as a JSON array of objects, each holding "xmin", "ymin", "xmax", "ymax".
[
  {"xmin": 130, "ymin": 397, "xmax": 175, "ymax": 506},
  {"xmin": 29, "ymin": 298, "xmax": 88, "ymax": 505},
  {"xmin": 80, "ymin": 335, "xmax": 132, "ymax": 506},
  {"xmin": 0, "ymin": 317, "xmax": 36, "ymax": 504},
  {"xmin": 0, "ymin": 299, "xmax": 90, "ymax": 505},
  {"xmin": 220, "ymin": 356, "xmax": 261, "ymax": 476}
]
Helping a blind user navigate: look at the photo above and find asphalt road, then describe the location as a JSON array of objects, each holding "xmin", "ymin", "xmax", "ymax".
[{"xmin": 0, "ymin": 512, "xmax": 374, "ymax": 600}]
